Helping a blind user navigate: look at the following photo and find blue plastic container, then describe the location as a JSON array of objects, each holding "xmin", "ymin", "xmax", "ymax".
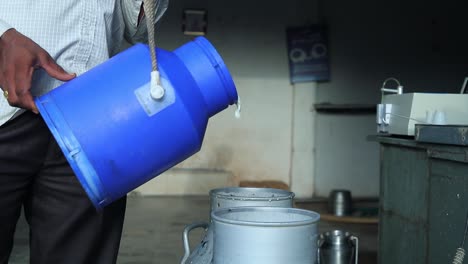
[{"xmin": 35, "ymin": 37, "xmax": 238, "ymax": 209}]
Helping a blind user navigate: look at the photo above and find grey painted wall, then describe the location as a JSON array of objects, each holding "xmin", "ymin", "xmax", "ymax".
[
  {"xmin": 137, "ymin": 0, "xmax": 319, "ymax": 197},
  {"xmin": 136, "ymin": 0, "xmax": 467, "ymax": 198},
  {"xmin": 314, "ymin": 0, "xmax": 468, "ymax": 197}
]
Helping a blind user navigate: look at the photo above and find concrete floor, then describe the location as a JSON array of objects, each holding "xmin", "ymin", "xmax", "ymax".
[{"xmin": 9, "ymin": 196, "xmax": 378, "ymax": 263}]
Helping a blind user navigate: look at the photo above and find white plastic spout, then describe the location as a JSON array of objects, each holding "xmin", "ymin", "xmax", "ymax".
[{"xmin": 150, "ymin": 70, "xmax": 165, "ymax": 100}]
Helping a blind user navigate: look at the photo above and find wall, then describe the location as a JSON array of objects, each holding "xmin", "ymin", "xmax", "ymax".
[
  {"xmin": 313, "ymin": 0, "xmax": 468, "ymax": 197},
  {"xmin": 136, "ymin": 0, "xmax": 319, "ymax": 197},
  {"xmin": 318, "ymin": 0, "xmax": 468, "ymax": 103},
  {"xmin": 136, "ymin": 0, "xmax": 468, "ymax": 199}
]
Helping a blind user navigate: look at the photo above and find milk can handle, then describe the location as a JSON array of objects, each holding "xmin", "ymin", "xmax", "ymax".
[
  {"xmin": 181, "ymin": 221, "xmax": 210, "ymax": 264},
  {"xmin": 350, "ymin": 235, "xmax": 359, "ymax": 264},
  {"xmin": 316, "ymin": 236, "xmax": 325, "ymax": 264}
]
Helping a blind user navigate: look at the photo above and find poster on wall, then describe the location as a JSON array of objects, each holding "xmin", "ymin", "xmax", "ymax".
[{"xmin": 286, "ymin": 25, "xmax": 329, "ymax": 83}]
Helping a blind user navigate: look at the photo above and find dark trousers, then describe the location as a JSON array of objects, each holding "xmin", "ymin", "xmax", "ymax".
[{"xmin": 0, "ymin": 111, "xmax": 126, "ymax": 264}]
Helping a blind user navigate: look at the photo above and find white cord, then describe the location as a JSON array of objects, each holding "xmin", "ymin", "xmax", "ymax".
[
  {"xmin": 453, "ymin": 248, "xmax": 465, "ymax": 264},
  {"xmin": 460, "ymin": 77, "xmax": 468, "ymax": 94},
  {"xmin": 382, "ymin": 112, "xmax": 429, "ymax": 125}
]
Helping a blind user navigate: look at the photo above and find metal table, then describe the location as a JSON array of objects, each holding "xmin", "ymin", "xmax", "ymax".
[{"xmin": 374, "ymin": 136, "xmax": 468, "ymax": 263}]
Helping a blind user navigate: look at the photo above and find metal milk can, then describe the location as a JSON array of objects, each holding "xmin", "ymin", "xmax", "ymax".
[
  {"xmin": 318, "ymin": 230, "xmax": 359, "ymax": 264},
  {"xmin": 181, "ymin": 187, "xmax": 295, "ymax": 264},
  {"xmin": 212, "ymin": 207, "xmax": 320, "ymax": 264}
]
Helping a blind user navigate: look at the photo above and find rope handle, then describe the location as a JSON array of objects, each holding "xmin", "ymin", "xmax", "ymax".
[{"xmin": 143, "ymin": 0, "xmax": 165, "ymax": 100}]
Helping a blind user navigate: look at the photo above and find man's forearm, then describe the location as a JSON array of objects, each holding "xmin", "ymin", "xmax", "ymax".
[
  {"xmin": 138, "ymin": 3, "xmax": 144, "ymax": 26},
  {"xmin": 121, "ymin": 0, "xmax": 168, "ymax": 44}
]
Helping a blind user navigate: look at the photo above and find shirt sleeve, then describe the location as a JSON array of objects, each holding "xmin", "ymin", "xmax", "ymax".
[
  {"xmin": 121, "ymin": 0, "xmax": 169, "ymax": 44},
  {"xmin": 0, "ymin": 19, "xmax": 13, "ymax": 38}
]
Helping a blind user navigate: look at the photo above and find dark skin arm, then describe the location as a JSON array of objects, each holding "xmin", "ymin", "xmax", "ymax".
[
  {"xmin": 139, "ymin": 4, "xmax": 145, "ymax": 25},
  {"xmin": 0, "ymin": 29, "xmax": 75, "ymax": 113}
]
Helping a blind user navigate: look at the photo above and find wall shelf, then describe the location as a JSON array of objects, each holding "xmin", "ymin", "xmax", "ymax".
[{"xmin": 313, "ymin": 103, "xmax": 376, "ymax": 114}]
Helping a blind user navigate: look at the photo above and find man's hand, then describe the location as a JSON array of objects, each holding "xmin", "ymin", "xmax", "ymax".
[{"xmin": 0, "ymin": 29, "xmax": 75, "ymax": 113}]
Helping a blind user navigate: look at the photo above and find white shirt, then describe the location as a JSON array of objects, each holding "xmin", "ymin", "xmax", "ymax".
[{"xmin": 0, "ymin": 0, "xmax": 168, "ymax": 125}]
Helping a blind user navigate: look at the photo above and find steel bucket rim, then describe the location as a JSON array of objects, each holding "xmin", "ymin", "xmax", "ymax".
[
  {"xmin": 211, "ymin": 206, "xmax": 320, "ymax": 227},
  {"xmin": 209, "ymin": 187, "xmax": 295, "ymax": 202}
]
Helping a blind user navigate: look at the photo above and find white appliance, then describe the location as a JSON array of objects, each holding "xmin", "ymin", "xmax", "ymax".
[{"xmin": 377, "ymin": 78, "xmax": 468, "ymax": 136}]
